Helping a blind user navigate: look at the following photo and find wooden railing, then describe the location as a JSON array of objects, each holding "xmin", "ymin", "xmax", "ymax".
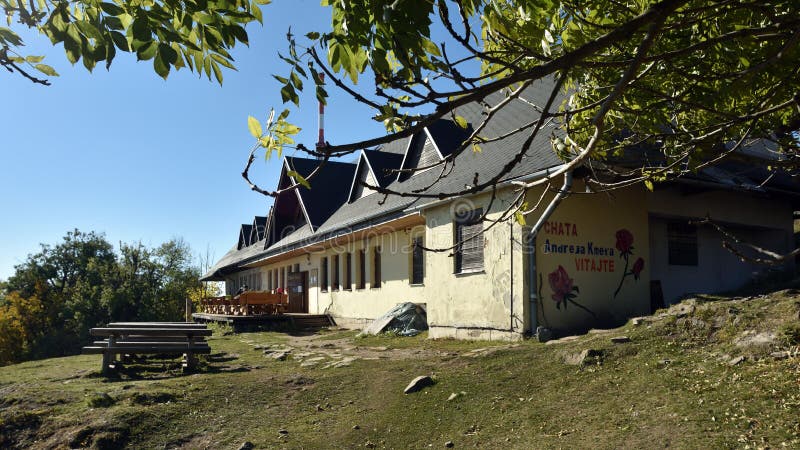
[{"xmin": 199, "ymin": 291, "xmax": 288, "ymax": 316}]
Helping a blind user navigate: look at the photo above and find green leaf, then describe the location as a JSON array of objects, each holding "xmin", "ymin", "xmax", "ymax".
[
  {"xmin": 109, "ymin": 31, "xmax": 129, "ymax": 51},
  {"xmin": 280, "ymin": 83, "xmax": 298, "ymax": 105},
  {"xmin": 316, "ymin": 85, "xmax": 327, "ymax": 105},
  {"xmin": 472, "ymin": 143, "xmax": 482, "ymax": 153},
  {"xmin": 514, "ymin": 211, "xmax": 526, "ymax": 226},
  {"xmin": 251, "ymin": 1, "xmax": 263, "ymax": 23},
  {"xmin": 454, "ymin": 115, "xmax": 468, "ymax": 129},
  {"xmin": 158, "ymin": 43, "xmax": 178, "ymax": 64},
  {"xmin": 66, "ymin": 23, "xmax": 82, "ymax": 45},
  {"xmin": 153, "ymin": 51, "xmax": 169, "ymax": 79},
  {"xmin": 210, "ymin": 53, "xmax": 235, "ymax": 70},
  {"xmin": 25, "ymin": 55, "xmax": 45, "ymax": 63},
  {"xmin": 75, "ymin": 21, "xmax": 104, "ymax": 41},
  {"xmin": 99, "ymin": 2, "xmax": 125, "ymax": 15},
  {"xmin": 64, "ymin": 39, "xmax": 81, "ymax": 64},
  {"xmin": 290, "ymin": 71, "xmax": 303, "ymax": 90},
  {"xmin": 211, "ymin": 60, "xmax": 223, "ymax": 84},
  {"xmin": 286, "ymin": 170, "xmax": 311, "ymax": 189},
  {"xmin": 739, "ymin": 56, "xmax": 750, "ymax": 68},
  {"xmin": 131, "ymin": 16, "xmax": 151, "ymax": 42},
  {"xmin": 305, "ymin": 31, "xmax": 320, "ymax": 40},
  {"xmin": 644, "ymin": 180, "xmax": 654, "ymax": 191},
  {"xmin": 34, "ymin": 64, "xmax": 59, "ymax": 76},
  {"xmin": 248, "ymin": 116, "xmax": 263, "ymax": 139},
  {"xmin": 137, "ymin": 41, "xmax": 157, "ymax": 60},
  {"xmin": 82, "ymin": 54, "xmax": 97, "ymax": 72},
  {"xmin": 0, "ymin": 27, "xmax": 23, "ymax": 46}
]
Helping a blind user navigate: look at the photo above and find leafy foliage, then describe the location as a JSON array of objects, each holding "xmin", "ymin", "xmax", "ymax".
[
  {"xmin": 1, "ymin": 0, "xmax": 270, "ymax": 84},
  {"xmin": 244, "ymin": 0, "xmax": 799, "ymax": 211},
  {"xmin": 0, "ymin": 230, "xmax": 202, "ymax": 365}
]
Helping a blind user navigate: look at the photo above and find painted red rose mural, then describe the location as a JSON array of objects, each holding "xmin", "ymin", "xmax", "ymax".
[
  {"xmin": 548, "ymin": 265, "xmax": 595, "ymax": 316},
  {"xmin": 614, "ymin": 228, "xmax": 645, "ymax": 297},
  {"xmin": 615, "ymin": 229, "xmax": 634, "ymax": 256}
]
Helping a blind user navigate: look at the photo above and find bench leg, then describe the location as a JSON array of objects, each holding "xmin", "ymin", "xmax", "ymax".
[
  {"xmin": 184, "ymin": 352, "xmax": 197, "ymax": 373},
  {"xmin": 101, "ymin": 351, "xmax": 113, "ymax": 375}
]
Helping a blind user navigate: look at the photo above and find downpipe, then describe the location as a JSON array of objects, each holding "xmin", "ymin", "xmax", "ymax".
[{"xmin": 527, "ymin": 171, "xmax": 573, "ymax": 337}]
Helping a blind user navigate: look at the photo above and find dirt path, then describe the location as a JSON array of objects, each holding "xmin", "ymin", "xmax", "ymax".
[{"xmin": 236, "ymin": 330, "xmax": 520, "ymax": 369}]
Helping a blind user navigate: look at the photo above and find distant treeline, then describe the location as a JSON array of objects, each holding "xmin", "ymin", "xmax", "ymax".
[{"xmin": 0, "ymin": 230, "xmax": 207, "ymax": 365}]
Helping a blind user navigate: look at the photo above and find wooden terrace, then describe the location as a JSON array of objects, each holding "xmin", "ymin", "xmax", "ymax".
[{"xmin": 192, "ymin": 291, "xmax": 334, "ymax": 332}]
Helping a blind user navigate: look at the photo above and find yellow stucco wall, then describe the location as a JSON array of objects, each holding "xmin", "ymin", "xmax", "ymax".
[
  {"xmin": 422, "ymin": 191, "xmax": 526, "ymax": 340},
  {"xmin": 227, "ymin": 181, "xmax": 651, "ymax": 339},
  {"xmin": 531, "ymin": 180, "xmax": 650, "ymax": 332},
  {"xmin": 239, "ymin": 190, "xmax": 527, "ymax": 340}
]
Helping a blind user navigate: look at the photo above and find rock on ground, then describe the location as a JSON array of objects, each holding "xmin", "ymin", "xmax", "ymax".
[
  {"xmin": 563, "ymin": 349, "xmax": 603, "ymax": 366},
  {"xmin": 404, "ymin": 375, "xmax": 435, "ymax": 394}
]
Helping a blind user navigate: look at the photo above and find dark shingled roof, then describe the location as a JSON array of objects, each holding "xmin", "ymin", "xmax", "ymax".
[
  {"xmin": 201, "ymin": 79, "xmax": 566, "ymax": 280},
  {"xmin": 377, "ymin": 137, "xmax": 408, "ymax": 155}
]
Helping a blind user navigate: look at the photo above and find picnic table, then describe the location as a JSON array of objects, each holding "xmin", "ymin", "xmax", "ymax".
[{"xmin": 82, "ymin": 322, "xmax": 212, "ymax": 374}]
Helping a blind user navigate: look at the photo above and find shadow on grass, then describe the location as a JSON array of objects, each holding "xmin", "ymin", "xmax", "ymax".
[{"xmin": 85, "ymin": 352, "xmax": 251, "ymax": 381}]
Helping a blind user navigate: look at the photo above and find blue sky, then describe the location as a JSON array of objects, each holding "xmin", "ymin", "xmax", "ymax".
[{"xmin": 0, "ymin": 1, "xmax": 387, "ymax": 279}]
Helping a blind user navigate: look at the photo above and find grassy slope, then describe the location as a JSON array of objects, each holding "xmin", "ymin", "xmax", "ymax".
[{"xmin": 1, "ymin": 290, "xmax": 799, "ymax": 450}]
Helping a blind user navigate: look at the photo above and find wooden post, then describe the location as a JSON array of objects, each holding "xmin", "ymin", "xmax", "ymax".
[
  {"xmin": 185, "ymin": 298, "xmax": 192, "ymax": 322},
  {"xmin": 102, "ymin": 334, "xmax": 116, "ymax": 375}
]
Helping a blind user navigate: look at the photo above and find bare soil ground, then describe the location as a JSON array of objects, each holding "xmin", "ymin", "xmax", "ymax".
[{"xmin": 1, "ymin": 289, "xmax": 799, "ymax": 449}]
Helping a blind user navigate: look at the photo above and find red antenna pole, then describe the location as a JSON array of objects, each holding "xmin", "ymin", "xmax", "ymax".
[{"xmin": 316, "ymin": 73, "xmax": 325, "ymax": 154}]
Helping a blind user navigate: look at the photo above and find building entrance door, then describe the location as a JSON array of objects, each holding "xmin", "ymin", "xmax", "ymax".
[{"xmin": 287, "ymin": 271, "xmax": 309, "ymax": 313}]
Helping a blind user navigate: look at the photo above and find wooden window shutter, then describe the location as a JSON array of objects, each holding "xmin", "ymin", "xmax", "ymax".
[
  {"xmin": 411, "ymin": 237, "xmax": 424, "ymax": 284},
  {"xmin": 320, "ymin": 257, "xmax": 329, "ymax": 292},
  {"xmin": 345, "ymin": 253, "xmax": 352, "ymax": 290},
  {"xmin": 332, "ymin": 255, "xmax": 340, "ymax": 290},
  {"xmin": 358, "ymin": 249, "xmax": 366, "ymax": 289},
  {"xmin": 373, "ymin": 246, "xmax": 381, "ymax": 288},
  {"xmin": 455, "ymin": 208, "xmax": 484, "ymax": 273}
]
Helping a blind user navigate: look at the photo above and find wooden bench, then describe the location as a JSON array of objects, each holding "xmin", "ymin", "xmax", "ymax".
[
  {"xmin": 199, "ymin": 292, "xmax": 288, "ymax": 315},
  {"xmin": 82, "ymin": 323, "xmax": 212, "ymax": 375},
  {"xmin": 236, "ymin": 292, "xmax": 288, "ymax": 315}
]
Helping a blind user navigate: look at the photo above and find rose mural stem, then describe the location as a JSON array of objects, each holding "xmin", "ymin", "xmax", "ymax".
[
  {"xmin": 568, "ymin": 298, "xmax": 597, "ymax": 318},
  {"xmin": 613, "ymin": 253, "xmax": 630, "ymax": 298}
]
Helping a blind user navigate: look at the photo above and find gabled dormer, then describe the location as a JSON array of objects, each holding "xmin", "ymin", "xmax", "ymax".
[
  {"xmin": 262, "ymin": 159, "xmax": 312, "ymax": 247},
  {"xmin": 237, "ymin": 224, "xmax": 254, "ymax": 250},
  {"xmin": 285, "ymin": 157, "xmax": 357, "ymax": 230},
  {"xmin": 396, "ymin": 118, "xmax": 474, "ymax": 182},
  {"xmin": 397, "ymin": 130, "xmax": 442, "ymax": 182},
  {"xmin": 249, "ymin": 216, "xmax": 268, "ymax": 244},
  {"xmin": 348, "ymin": 149, "xmax": 404, "ymax": 202}
]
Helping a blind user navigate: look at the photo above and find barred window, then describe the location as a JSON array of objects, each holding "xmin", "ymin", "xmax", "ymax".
[{"xmin": 668, "ymin": 222, "xmax": 698, "ymax": 266}]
